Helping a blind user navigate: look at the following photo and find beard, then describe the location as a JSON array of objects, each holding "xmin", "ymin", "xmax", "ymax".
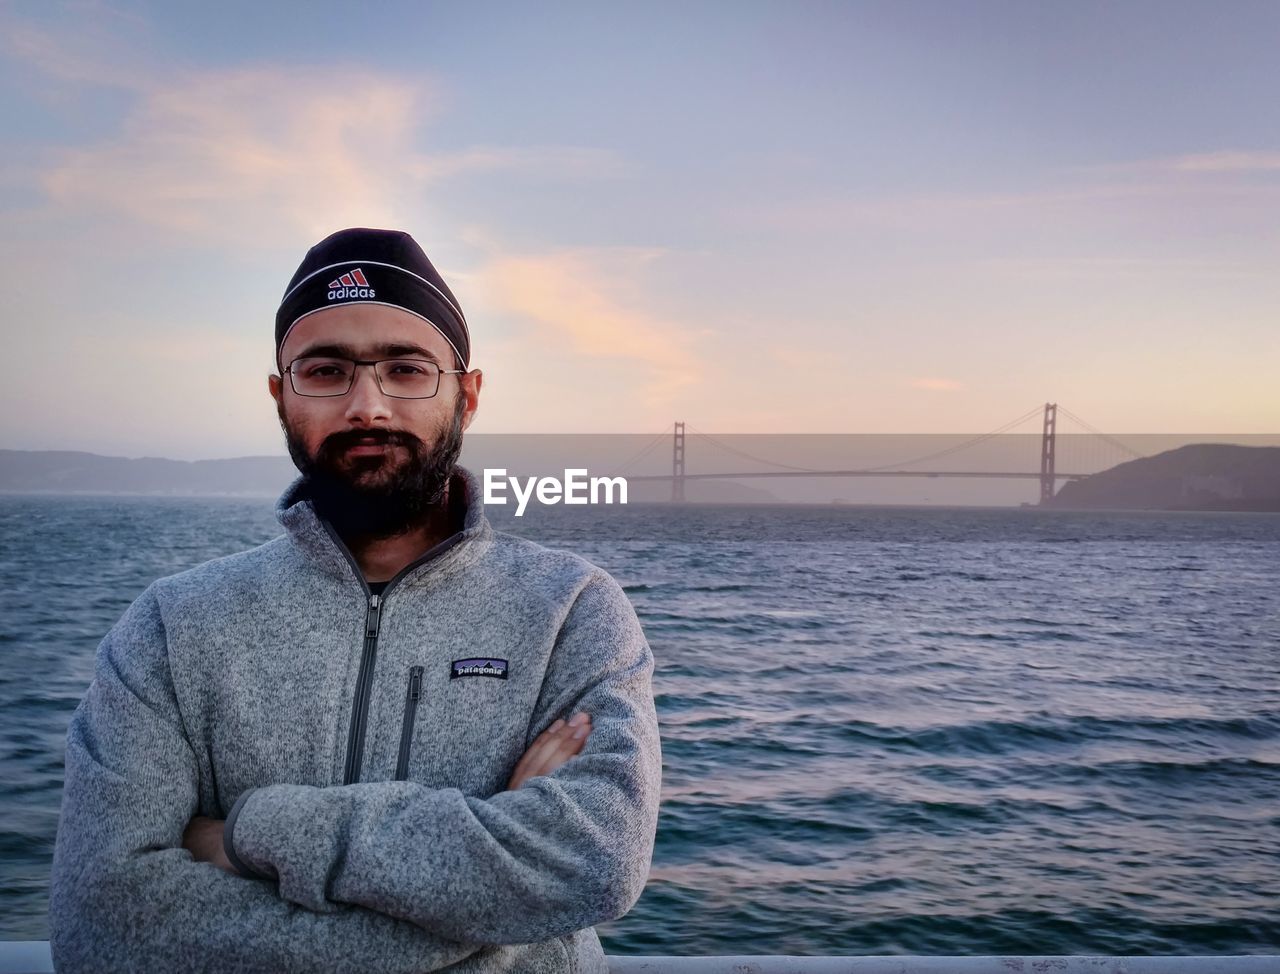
[{"xmin": 278, "ymin": 389, "xmax": 467, "ymax": 541}]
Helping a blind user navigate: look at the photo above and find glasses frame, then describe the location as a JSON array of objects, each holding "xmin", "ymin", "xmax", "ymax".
[{"xmin": 283, "ymin": 356, "xmax": 466, "ymax": 400}]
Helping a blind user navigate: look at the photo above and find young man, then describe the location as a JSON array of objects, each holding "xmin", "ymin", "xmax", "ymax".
[{"xmin": 47, "ymin": 227, "xmax": 663, "ymax": 973}]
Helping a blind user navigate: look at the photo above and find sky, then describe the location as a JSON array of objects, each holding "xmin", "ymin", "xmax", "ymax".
[{"xmin": 1, "ymin": 0, "xmax": 1278, "ymax": 460}]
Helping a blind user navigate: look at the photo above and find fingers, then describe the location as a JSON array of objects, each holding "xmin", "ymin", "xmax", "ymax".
[
  {"xmin": 525, "ymin": 713, "xmax": 591, "ymax": 779},
  {"xmin": 508, "ymin": 724, "xmax": 561, "ymax": 791},
  {"xmin": 515, "ymin": 719, "xmax": 568, "ymax": 780},
  {"xmin": 507, "ymin": 722, "xmax": 555, "ymax": 791},
  {"xmin": 506, "ymin": 712, "xmax": 592, "ymax": 790}
]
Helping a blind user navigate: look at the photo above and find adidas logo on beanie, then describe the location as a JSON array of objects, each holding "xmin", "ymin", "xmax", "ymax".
[{"xmin": 275, "ymin": 227, "xmax": 470, "ymax": 370}]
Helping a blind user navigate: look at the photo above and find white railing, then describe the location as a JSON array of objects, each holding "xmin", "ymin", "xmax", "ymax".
[
  {"xmin": 608, "ymin": 958, "xmax": 1279, "ymax": 973},
  {"xmin": 2, "ymin": 944, "xmax": 1278, "ymax": 974}
]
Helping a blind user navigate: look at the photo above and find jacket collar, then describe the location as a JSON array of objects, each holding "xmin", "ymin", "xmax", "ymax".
[{"xmin": 275, "ymin": 463, "xmax": 494, "ymax": 589}]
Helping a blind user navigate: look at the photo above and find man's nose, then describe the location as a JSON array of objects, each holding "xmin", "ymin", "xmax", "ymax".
[{"xmin": 343, "ymin": 364, "xmax": 393, "ymax": 423}]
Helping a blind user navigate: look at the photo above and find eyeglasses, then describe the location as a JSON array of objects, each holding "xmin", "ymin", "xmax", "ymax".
[{"xmin": 284, "ymin": 357, "xmax": 465, "ymax": 399}]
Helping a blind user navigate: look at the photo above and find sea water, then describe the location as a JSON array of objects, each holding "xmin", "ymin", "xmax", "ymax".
[{"xmin": 1, "ymin": 493, "xmax": 1277, "ymax": 954}]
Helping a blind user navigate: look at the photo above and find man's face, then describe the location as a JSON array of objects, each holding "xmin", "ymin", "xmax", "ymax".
[{"xmin": 268, "ymin": 304, "xmax": 481, "ymax": 539}]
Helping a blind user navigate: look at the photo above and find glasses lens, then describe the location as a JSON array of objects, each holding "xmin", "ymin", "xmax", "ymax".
[
  {"xmin": 375, "ymin": 359, "xmax": 441, "ymax": 399},
  {"xmin": 291, "ymin": 357, "xmax": 354, "ymax": 396},
  {"xmin": 289, "ymin": 358, "xmax": 442, "ymax": 397}
]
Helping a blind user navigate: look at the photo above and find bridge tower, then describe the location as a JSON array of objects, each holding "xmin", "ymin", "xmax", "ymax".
[
  {"xmin": 672, "ymin": 421, "xmax": 686, "ymax": 503},
  {"xmin": 1039, "ymin": 402, "xmax": 1057, "ymax": 504}
]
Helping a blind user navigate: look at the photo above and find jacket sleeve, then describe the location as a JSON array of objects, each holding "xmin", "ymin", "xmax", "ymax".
[
  {"xmin": 225, "ymin": 569, "xmax": 663, "ymax": 946},
  {"xmin": 48, "ymin": 582, "xmax": 480, "ymax": 974}
]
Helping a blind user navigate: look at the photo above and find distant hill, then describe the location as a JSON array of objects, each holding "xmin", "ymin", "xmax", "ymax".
[
  {"xmin": 1047, "ymin": 443, "xmax": 1280, "ymax": 512},
  {"xmin": 0, "ymin": 449, "xmax": 781, "ymax": 503},
  {"xmin": 9, "ymin": 445, "xmax": 1272, "ymax": 509},
  {"xmin": 0, "ymin": 450, "xmax": 295, "ymax": 496}
]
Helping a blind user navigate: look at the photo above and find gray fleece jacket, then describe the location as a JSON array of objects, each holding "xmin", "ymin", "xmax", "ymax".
[{"xmin": 47, "ymin": 464, "xmax": 662, "ymax": 973}]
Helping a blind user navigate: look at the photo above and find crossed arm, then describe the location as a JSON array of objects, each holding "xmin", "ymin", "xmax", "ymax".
[
  {"xmin": 49, "ymin": 575, "xmax": 662, "ymax": 972},
  {"xmin": 180, "ymin": 711, "xmax": 595, "ymax": 871}
]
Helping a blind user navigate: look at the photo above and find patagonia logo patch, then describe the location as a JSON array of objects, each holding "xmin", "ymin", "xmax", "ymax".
[{"xmin": 450, "ymin": 658, "xmax": 509, "ymax": 680}]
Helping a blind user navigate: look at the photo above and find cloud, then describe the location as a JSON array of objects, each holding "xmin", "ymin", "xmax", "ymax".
[
  {"xmin": 473, "ymin": 247, "xmax": 702, "ymax": 405},
  {"xmin": 1077, "ymin": 150, "xmax": 1280, "ymax": 176},
  {"xmin": 403, "ymin": 146, "xmax": 632, "ymax": 182},
  {"xmin": 909, "ymin": 377, "xmax": 964, "ymax": 392},
  {"xmin": 1166, "ymin": 151, "xmax": 1280, "ymax": 174},
  {"xmin": 1, "ymin": 12, "xmax": 153, "ymax": 90},
  {"xmin": 746, "ymin": 147, "xmax": 1280, "ymax": 238},
  {"xmin": 749, "ymin": 180, "xmax": 1280, "ymax": 235},
  {"xmin": 4, "ymin": 16, "xmax": 627, "ymax": 249},
  {"xmin": 964, "ymin": 254, "xmax": 1260, "ymax": 280},
  {"xmin": 34, "ymin": 64, "xmax": 436, "ymax": 247}
]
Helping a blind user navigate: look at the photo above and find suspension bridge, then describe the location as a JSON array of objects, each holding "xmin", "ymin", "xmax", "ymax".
[{"xmin": 608, "ymin": 403, "xmax": 1144, "ymax": 505}]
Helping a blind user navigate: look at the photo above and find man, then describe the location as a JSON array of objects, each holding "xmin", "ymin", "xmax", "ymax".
[{"xmin": 47, "ymin": 227, "xmax": 663, "ymax": 973}]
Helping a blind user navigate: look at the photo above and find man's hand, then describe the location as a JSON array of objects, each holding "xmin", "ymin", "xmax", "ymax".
[
  {"xmin": 506, "ymin": 712, "xmax": 592, "ymax": 791},
  {"xmin": 180, "ymin": 713, "xmax": 591, "ymax": 873},
  {"xmin": 179, "ymin": 715, "xmax": 592, "ymax": 871},
  {"xmin": 182, "ymin": 815, "xmax": 239, "ymax": 874}
]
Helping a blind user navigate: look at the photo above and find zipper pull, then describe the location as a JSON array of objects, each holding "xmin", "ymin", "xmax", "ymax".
[
  {"xmin": 365, "ymin": 593, "xmax": 382, "ymax": 638},
  {"xmin": 409, "ymin": 665, "xmax": 423, "ymax": 701}
]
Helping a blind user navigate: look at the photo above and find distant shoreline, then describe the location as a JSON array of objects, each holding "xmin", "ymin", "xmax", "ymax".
[
  {"xmin": 3, "ymin": 444, "xmax": 1278, "ymax": 512},
  {"xmin": 4, "ymin": 488, "xmax": 1279, "ymax": 516}
]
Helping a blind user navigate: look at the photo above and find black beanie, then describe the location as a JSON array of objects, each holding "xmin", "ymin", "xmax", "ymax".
[{"xmin": 275, "ymin": 227, "xmax": 470, "ymax": 370}]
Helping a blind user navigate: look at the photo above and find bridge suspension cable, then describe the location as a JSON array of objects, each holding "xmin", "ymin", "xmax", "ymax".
[
  {"xmin": 856, "ymin": 404, "xmax": 1047, "ymax": 472},
  {"xmin": 611, "ymin": 425, "xmax": 675, "ymax": 476},
  {"xmin": 1056, "ymin": 406, "xmax": 1146, "ymax": 459},
  {"xmin": 686, "ymin": 404, "xmax": 1048, "ymax": 474},
  {"xmin": 684, "ymin": 424, "xmax": 836, "ymax": 473}
]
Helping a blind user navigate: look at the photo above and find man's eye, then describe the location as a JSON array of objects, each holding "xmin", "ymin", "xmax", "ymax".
[{"xmin": 389, "ymin": 363, "xmax": 429, "ymax": 375}]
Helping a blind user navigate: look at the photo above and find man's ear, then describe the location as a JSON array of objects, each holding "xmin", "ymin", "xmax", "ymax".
[
  {"xmin": 460, "ymin": 369, "xmax": 483, "ymax": 432},
  {"xmin": 268, "ymin": 373, "xmax": 283, "ymax": 405}
]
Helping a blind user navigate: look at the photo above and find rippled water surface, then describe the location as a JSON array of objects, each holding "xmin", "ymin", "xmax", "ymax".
[{"xmin": 2, "ymin": 493, "xmax": 1278, "ymax": 954}]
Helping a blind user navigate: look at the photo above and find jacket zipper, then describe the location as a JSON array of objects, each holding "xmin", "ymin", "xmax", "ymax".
[
  {"xmin": 342, "ymin": 592, "xmax": 384, "ymax": 785},
  {"xmin": 319, "ymin": 515, "xmax": 469, "ymax": 786},
  {"xmin": 394, "ymin": 665, "xmax": 425, "ymax": 781}
]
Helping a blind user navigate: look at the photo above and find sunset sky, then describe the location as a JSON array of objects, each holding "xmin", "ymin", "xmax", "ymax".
[{"xmin": 2, "ymin": 0, "xmax": 1278, "ymax": 460}]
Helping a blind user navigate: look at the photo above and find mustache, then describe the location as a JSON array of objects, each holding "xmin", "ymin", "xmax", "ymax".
[{"xmin": 322, "ymin": 428, "xmax": 421, "ymax": 453}]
